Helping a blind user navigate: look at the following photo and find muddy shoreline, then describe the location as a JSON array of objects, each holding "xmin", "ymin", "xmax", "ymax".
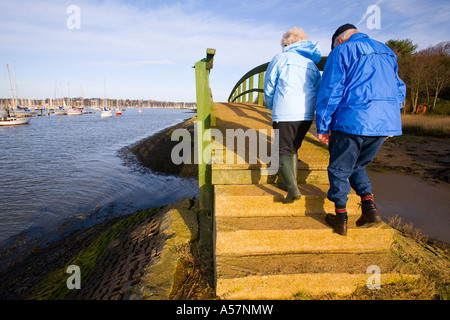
[{"xmin": 369, "ymin": 134, "xmax": 450, "ymax": 185}]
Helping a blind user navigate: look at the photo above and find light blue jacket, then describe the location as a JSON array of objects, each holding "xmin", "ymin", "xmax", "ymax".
[
  {"xmin": 264, "ymin": 40, "xmax": 322, "ymax": 122},
  {"xmin": 315, "ymin": 33, "xmax": 406, "ymax": 136}
]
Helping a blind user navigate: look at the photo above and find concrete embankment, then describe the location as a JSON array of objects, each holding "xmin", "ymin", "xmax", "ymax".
[{"xmin": 130, "ymin": 116, "xmax": 198, "ymax": 178}]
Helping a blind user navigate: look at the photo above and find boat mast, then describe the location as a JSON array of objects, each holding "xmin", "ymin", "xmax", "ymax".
[
  {"xmin": 80, "ymin": 85, "xmax": 84, "ymax": 110},
  {"xmin": 68, "ymin": 75, "xmax": 72, "ymax": 107},
  {"xmin": 13, "ymin": 62, "xmax": 19, "ymax": 107},
  {"xmin": 6, "ymin": 64, "xmax": 15, "ymax": 117},
  {"xmin": 104, "ymin": 76, "xmax": 107, "ymax": 110}
]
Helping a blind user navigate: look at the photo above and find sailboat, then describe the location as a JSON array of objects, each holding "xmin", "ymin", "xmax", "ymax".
[
  {"xmin": 100, "ymin": 77, "xmax": 112, "ymax": 118},
  {"xmin": 65, "ymin": 76, "xmax": 83, "ymax": 115},
  {"xmin": 66, "ymin": 106, "xmax": 83, "ymax": 115},
  {"xmin": 101, "ymin": 106, "xmax": 112, "ymax": 118},
  {"xmin": 54, "ymin": 80, "xmax": 67, "ymax": 115},
  {"xmin": 0, "ymin": 64, "xmax": 31, "ymax": 126}
]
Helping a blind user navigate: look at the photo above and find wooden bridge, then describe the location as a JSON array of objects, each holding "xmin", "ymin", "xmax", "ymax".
[{"xmin": 194, "ymin": 49, "xmax": 413, "ymax": 299}]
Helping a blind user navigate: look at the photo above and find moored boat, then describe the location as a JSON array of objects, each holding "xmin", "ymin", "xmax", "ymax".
[
  {"xmin": 101, "ymin": 106, "xmax": 112, "ymax": 118},
  {"xmin": 66, "ymin": 107, "xmax": 83, "ymax": 115},
  {"xmin": 1, "ymin": 64, "xmax": 32, "ymax": 126},
  {"xmin": 55, "ymin": 106, "xmax": 67, "ymax": 115},
  {"xmin": 0, "ymin": 116, "xmax": 31, "ymax": 126}
]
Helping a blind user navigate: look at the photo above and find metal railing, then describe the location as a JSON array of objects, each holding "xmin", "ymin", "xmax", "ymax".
[{"xmin": 227, "ymin": 56, "xmax": 327, "ymax": 105}]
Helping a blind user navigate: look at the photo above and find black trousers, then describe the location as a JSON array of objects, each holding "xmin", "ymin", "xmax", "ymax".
[{"xmin": 273, "ymin": 121, "xmax": 312, "ymax": 157}]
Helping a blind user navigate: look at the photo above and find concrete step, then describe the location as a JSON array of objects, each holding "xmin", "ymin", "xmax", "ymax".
[
  {"xmin": 215, "ymin": 251, "xmax": 416, "ymax": 299},
  {"xmin": 216, "ymin": 271, "xmax": 417, "ymax": 299},
  {"xmin": 215, "ymin": 216, "xmax": 394, "ymax": 256},
  {"xmin": 216, "ymin": 252, "xmax": 410, "ymax": 279},
  {"xmin": 214, "ymin": 184, "xmax": 362, "ymax": 217},
  {"xmin": 211, "ymin": 166, "xmax": 328, "ymax": 185},
  {"xmin": 211, "ymin": 133, "xmax": 330, "ymax": 185}
]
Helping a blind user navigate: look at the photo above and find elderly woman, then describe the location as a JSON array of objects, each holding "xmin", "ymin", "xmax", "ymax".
[{"xmin": 264, "ymin": 27, "xmax": 322, "ymax": 203}]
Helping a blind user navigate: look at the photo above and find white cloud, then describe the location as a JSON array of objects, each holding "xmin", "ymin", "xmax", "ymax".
[
  {"xmin": 0, "ymin": 0, "xmax": 448, "ymax": 101},
  {"xmin": 0, "ymin": 0, "xmax": 284, "ymax": 100}
]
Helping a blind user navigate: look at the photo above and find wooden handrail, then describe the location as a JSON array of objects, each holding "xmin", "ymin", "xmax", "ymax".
[{"xmin": 228, "ymin": 56, "xmax": 327, "ymax": 105}]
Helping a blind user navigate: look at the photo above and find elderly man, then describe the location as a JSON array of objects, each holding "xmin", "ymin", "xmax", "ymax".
[
  {"xmin": 264, "ymin": 27, "xmax": 322, "ymax": 203},
  {"xmin": 315, "ymin": 24, "xmax": 406, "ymax": 235}
]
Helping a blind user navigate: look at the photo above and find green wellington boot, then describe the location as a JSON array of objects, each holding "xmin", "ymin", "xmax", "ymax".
[
  {"xmin": 279, "ymin": 155, "xmax": 301, "ymax": 204},
  {"xmin": 292, "ymin": 153, "xmax": 298, "ymax": 183},
  {"xmin": 277, "ymin": 154, "xmax": 298, "ymax": 191}
]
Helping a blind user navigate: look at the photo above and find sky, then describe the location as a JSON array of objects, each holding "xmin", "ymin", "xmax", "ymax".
[{"xmin": 0, "ymin": 0, "xmax": 449, "ymax": 103}]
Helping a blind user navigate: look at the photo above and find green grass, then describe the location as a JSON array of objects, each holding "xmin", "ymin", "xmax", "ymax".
[{"xmin": 401, "ymin": 114, "xmax": 450, "ymax": 137}]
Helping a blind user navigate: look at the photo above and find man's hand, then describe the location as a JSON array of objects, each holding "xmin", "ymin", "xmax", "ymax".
[{"xmin": 318, "ymin": 133, "xmax": 329, "ymax": 145}]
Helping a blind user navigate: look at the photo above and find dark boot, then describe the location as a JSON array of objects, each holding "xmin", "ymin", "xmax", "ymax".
[
  {"xmin": 325, "ymin": 213, "xmax": 348, "ymax": 236},
  {"xmin": 277, "ymin": 154, "xmax": 298, "ymax": 191},
  {"xmin": 279, "ymin": 155, "xmax": 301, "ymax": 204},
  {"xmin": 356, "ymin": 199, "xmax": 382, "ymax": 227},
  {"xmin": 276, "ymin": 173, "xmax": 287, "ymax": 191},
  {"xmin": 292, "ymin": 153, "xmax": 298, "ymax": 183}
]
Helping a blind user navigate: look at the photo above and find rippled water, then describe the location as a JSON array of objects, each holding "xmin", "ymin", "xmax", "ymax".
[
  {"xmin": 0, "ymin": 108, "xmax": 198, "ymax": 249},
  {"xmin": 369, "ymin": 171, "xmax": 450, "ymax": 243}
]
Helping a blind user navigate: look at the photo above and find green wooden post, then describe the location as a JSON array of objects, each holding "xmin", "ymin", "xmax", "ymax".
[
  {"xmin": 195, "ymin": 48, "xmax": 215, "ymax": 212},
  {"xmin": 242, "ymin": 79, "xmax": 247, "ymax": 103},
  {"xmin": 249, "ymin": 75, "xmax": 254, "ymax": 104},
  {"xmin": 258, "ymin": 71, "xmax": 265, "ymax": 106},
  {"xmin": 209, "ymin": 87, "xmax": 215, "ymax": 127}
]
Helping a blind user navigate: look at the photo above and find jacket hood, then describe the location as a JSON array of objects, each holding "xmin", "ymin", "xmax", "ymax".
[{"xmin": 283, "ymin": 40, "xmax": 322, "ymax": 64}]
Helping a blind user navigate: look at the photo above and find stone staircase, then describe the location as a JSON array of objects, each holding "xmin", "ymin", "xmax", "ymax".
[{"xmin": 211, "ymin": 103, "xmax": 411, "ymax": 299}]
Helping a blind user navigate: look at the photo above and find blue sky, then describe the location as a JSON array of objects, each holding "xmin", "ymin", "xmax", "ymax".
[{"xmin": 0, "ymin": 0, "xmax": 449, "ymax": 102}]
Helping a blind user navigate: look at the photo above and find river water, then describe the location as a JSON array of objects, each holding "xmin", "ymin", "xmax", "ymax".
[
  {"xmin": 0, "ymin": 108, "xmax": 198, "ymax": 250},
  {"xmin": 369, "ymin": 171, "xmax": 450, "ymax": 243}
]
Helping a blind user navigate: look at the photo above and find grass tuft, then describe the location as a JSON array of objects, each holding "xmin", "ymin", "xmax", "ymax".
[{"xmin": 401, "ymin": 114, "xmax": 450, "ymax": 137}]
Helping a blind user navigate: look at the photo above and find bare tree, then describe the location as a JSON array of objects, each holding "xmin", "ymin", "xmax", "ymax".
[{"xmin": 418, "ymin": 42, "xmax": 450, "ymax": 110}]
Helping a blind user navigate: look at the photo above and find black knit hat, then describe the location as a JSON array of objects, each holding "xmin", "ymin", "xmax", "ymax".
[{"xmin": 331, "ymin": 23, "xmax": 357, "ymax": 50}]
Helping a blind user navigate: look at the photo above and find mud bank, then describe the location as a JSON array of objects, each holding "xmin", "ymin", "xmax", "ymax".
[
  {"xmin": 0, "ymin": 197, "xmax": 214, "ymax": 300},
  {"xmin": 369, "ymin": 134, "xmax": 450, "ymax": 184}
]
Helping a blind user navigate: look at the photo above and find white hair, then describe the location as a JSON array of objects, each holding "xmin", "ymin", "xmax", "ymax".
[
  {"xmin": 333, "ymin": 28, "xmax": 358, "ymax": 48},
  {"xmin": 281, "ymin": 27, "xmax": 308, "ymax": 48}
]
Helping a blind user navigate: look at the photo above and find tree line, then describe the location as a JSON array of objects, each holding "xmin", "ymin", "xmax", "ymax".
[{"xmin": 386, "ymin": 39, "xmax": 450, "ymax": 115}]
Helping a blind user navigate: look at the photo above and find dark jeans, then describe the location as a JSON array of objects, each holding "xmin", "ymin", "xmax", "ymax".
[
  {"xmin": 327, "ymin": 131, "xmax": 387, "ymax": 207},
  {"xmin": 273, "ymin": 121, "xmax": 312, "ymax": 157}
]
